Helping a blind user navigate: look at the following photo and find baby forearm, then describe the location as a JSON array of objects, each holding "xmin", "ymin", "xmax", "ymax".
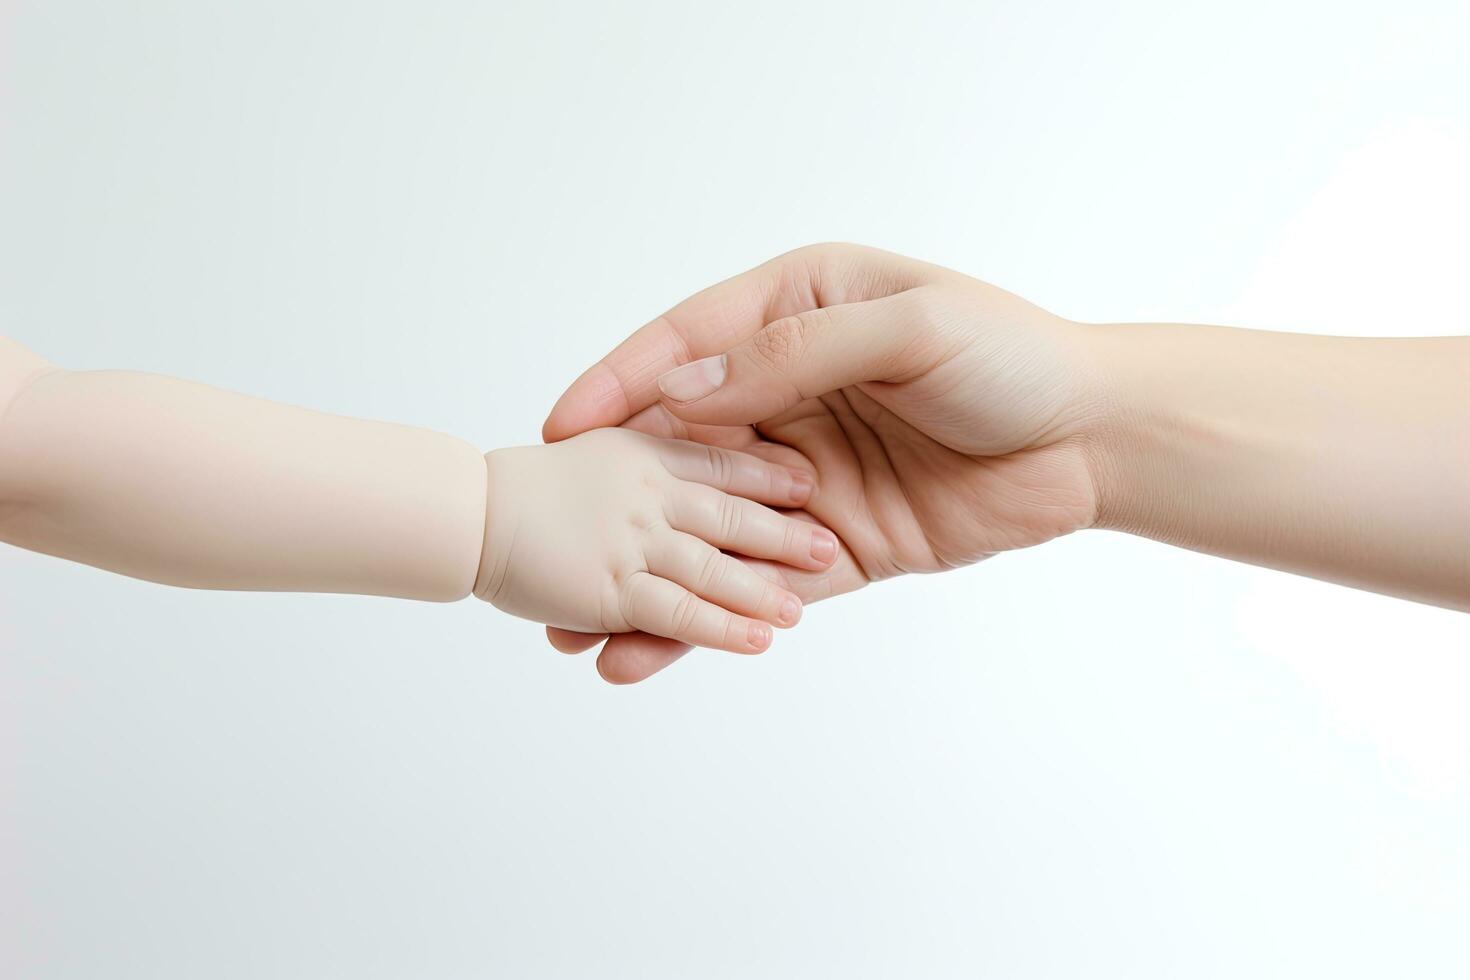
[
  {"xmin": 0, "ymin": 340, "xmax": 487, "ymax": 600},
  {"xmin": 1086, "ymin": 325, "xmax": 1470, "ymax": 609}
]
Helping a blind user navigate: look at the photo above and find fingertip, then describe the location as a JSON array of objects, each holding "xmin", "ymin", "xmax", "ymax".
[
  {"xmin": 596, "ymin": 651, "xmax": 638, "ymax": 685},
  {"xmin": 788, "ymin": 468, "xmax": 815, "ymax": 505},
  {"xmin": 625, "ymin": 403, "xmax": 683, "ymax": 439},
  {"xmin": 543, "ymin": 362, "xmax": 629, "ymax": 442},
  {"xmin": 746, "ymin": 620, "xmax": 773, "ymax": 653},
  {"xmin": 655, "ymin": 354, "xmax": 727, "ymax": 405},
  {"xmin": 809, "ymin": 528, "xmax": 839, "ymax": 567},
  {"xmin": 655, "ymin": 364, "xmax": 770, "ymax": 428},
  {"xmin": 546, "ymin": 626, "xmax": 606, "ymax": 655},
  {"xmin": 597, "ymin": 650, "xmax": 683, "ymax": 684},
  {"xmin": 596, "ymin": 634, "xmax": 693, "ymax": 684},
  {"xmin": 777, "ymin": 595, "xmax": 802, "ymax": 628},
  {"xmin": 540, "ymin": 400, "xmax": 577, "ymax": 443}
]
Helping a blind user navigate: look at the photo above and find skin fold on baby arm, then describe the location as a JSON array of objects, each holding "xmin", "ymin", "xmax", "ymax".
[{"xmin": 0, "ymin": 337, "xmax": 834, "ymax": 654}]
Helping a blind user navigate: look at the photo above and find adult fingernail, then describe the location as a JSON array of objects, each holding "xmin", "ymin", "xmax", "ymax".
[
  {"xmin": 657, "ymin": 355, "xmax": 726, "ymax": 403},
  {"xmin": 789, "ymin": 470, "xmax": 814, "ymax": 504},
  {"xmin": 747, "ymin": 621, "xmax": 772, "ymax": 651},
  {"xmin": 810, "ymin": 530, "xmax": 837, "ymax": 565},
  {"xmin": 779, "ymin": 597, "xmax": 801, "ymax": 626}
]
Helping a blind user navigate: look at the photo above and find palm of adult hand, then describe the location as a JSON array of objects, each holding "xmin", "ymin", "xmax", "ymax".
[{"xmin": 750, "ymin": 385, "xmax": 1097, "ymax": 580}]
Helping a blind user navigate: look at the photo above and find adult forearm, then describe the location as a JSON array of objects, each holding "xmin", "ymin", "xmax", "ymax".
[
  {"xmin": 0, "ymin": 340, "xmax": 487, "ymax": 600},
  {"xmin": 1084, "ymin": 324, "xmax": 1470, "ymax": 609}
]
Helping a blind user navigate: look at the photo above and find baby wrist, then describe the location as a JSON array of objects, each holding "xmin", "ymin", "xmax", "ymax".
[{"xmin": 472, "ymin": 448, "xmax": 520, "ymax": 607}]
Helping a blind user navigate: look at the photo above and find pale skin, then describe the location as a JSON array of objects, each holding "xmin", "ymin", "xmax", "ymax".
[
  {"xmin": 543, "ymin": 243, "xmax": 1470, "ymax": 684},
  {"xmin": 0, "ymin": 337, "xmax": 839, "ymax": 653}
]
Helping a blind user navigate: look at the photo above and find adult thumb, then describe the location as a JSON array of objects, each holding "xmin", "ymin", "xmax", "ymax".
[{"xmin": 653, "ymin": 289, "xmax": 926, "ymax": 426}]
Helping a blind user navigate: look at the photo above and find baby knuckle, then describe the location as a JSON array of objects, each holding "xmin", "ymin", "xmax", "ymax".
[
  {"xmin": 696, "ymin": 549, "xmax": 726, "ymax": 594},
  {"xmin": 703, "ymin": 445, "xmax": 734, "ymax": 487},
  {"xmin": 718, "ymin": 496, "xmax": 743, "ymax": 541},
  {"xmin": 671, "ymin": 592, "xmax": 700, "ymax": 636},
  {"xmin": 782, "ymin": 521, "xmax": 802, "ymax": 559},
  {"xmin": 609, "ymin": 576, "xmax": 639, "ymax": 632}
]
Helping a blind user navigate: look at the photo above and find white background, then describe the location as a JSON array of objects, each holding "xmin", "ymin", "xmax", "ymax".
[{"xmin": 3, "ymin": 1, "xmax": 1469, "ymax": 977}]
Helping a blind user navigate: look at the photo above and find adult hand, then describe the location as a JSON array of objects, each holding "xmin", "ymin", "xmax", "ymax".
[
  {"xmin": 543, "ymin": 244, "xmax": 1105, "ymax": 682},
  {"xmin": 550, "ymin": 243, "xmax": 1470, "ymax": 685}
]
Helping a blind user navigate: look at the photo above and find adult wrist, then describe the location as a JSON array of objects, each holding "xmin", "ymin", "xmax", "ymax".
[
  {"xmin": 1074, "ymin": 321, "xmax": 1310, "ymax": 554},
  {"xmin": 1073, "ymin": 322, "xmax": 1221, "ymax": 543}
]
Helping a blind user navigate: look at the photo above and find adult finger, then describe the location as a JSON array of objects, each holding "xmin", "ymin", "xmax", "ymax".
[
  {"xmin": 653, "ymin": 289, "xmax": 935, "ymax": 427},
  {"xmin": 596, "ymin": 634, "xmax": 691, "ymax": 685},
  {"xmin": 542, "ymin": 244, "xmax": 930, "ymax": 441},
  {"xmin": 545, "ymin": 626, "xmax": 606, "ymax": 654}
]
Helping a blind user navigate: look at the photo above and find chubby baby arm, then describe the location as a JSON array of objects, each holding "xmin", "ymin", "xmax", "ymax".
[
  {"xmin": 0, "ymin": 337, "xmax": 486, "ymax": 599},
  {"xmin": 474, "ymin": 429, "xmax": 837, "ymax": 654},
  {"xmin": 0, "ymin": 336, "xmax": 834, "ymax": 652}
]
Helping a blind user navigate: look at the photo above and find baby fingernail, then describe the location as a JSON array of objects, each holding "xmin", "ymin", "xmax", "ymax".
[
  {"xmin": 779, "ymin": 597, "xmax": 801, "ymax": 626},
  {"xmin": 789, "ymin": 470, "xmax": 814, "ymax": 503},
  {"xmin": 810, "ymin": 531, "xmax": 837, "ymax": 564},
  {"xmin": 657, "ymin": 355, "xmax": 727, "ymax": 403},
  {"xmin": 747, "ymin": 622, "xmax": 773, "ymax": 650}
]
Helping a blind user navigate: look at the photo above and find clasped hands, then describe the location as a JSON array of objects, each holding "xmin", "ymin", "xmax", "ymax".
[
  {"xmin": 499, "ymin": 244, "xmax": 1102, "ymax": 684},
  {"xmin": 5, "ymin": 243, "xmax": 1456, "ymax": 678}
]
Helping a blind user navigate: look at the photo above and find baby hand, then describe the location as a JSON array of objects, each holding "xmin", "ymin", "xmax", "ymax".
[{"xmin": 475, "ymin": 429, "xmax": 837, "ymax": 653}]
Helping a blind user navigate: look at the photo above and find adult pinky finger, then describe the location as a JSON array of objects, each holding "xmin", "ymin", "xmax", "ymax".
[{"xmin": 619, "ymin": 571, "xmax": 774, "ymax": 655}]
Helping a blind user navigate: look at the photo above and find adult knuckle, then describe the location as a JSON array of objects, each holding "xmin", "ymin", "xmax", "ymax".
[
  {"xmin": 791, "ymin": 241, "xmax": 859, "ymax": 262},
  {"xmin": 888, "ymin": 286, "xmax": 958, "ymax": 371},
  {"xmin": 750, "ymin": 314, "xmax": 813, "ymax": 373},
  {"xmin": 904, "ymin": 284, "xmax": 945, "ymax": 324}
]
